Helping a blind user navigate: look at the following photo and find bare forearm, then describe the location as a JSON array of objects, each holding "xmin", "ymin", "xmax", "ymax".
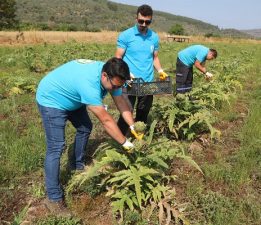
[
  {"xmin": 121, "ymin": 110, "xmax": 134, "ymax": 126},
  {"xmin": 195, "ymin": 61, "xmax": 207, "ymax": 74},
  {"xmin": 154, "ymin": 56, "xmax": 162, "ymax": 72},
  {"xmin": 113, "ymin": 95, "xmax": 135, "ymax": 127},
  {"xmin": 101, "ymin": 116, "xmax": 126, "ymax": 144},
  {"xmin": 88, "ymin": 105, "xmax": 126, "ymax": 144}
]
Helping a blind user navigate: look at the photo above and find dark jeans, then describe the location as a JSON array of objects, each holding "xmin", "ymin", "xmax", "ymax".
[
  {"xmin": 176, "ymin": 57, "xmax": 193, "ymax": 93},
  {"xmin": 117, "ymin": 95, "xmax": 153, "ymax": 135},
  {"xmin": 37, "ymin": 104, "xmax": 92, "ymax": 201}
]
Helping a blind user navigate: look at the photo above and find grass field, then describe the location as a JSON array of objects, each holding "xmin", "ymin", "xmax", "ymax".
[{"xmin": 0, "ymin": 35, "xmax": 260, "ymax": 224}]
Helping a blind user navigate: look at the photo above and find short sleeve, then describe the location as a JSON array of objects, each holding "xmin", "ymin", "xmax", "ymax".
[
  {"xmin": 117, "ymin": 32, "xmax": 127, "ymax": 49},
  {"xmin": 154, "ymin": 33, "xmax": 160, "ymax": 52}
]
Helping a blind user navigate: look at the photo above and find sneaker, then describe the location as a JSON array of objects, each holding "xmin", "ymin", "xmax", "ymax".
[{"xmin": 43, "ymin": 198, "xmax": 73, "ymax": 218}]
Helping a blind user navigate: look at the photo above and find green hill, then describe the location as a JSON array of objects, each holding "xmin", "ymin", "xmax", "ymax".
[{"xmin": 15, "ymin": 0, "xmax": 252, "ymax": 38}]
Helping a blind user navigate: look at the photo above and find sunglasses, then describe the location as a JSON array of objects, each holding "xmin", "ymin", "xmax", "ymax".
[
  {"xmin": 107, "ymin": 76, "xmax": 123, "ymax": 89},
  {"xmin": 137, "ymin": 19, "xmax": 152, "ymax": 25}
]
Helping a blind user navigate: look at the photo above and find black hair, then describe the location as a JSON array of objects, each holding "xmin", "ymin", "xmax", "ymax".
[
  {"xmin": 137, "ymin": 4, "xmax": 153, "ymax": 17},
  {"xmin": 210, "ymin": 49, "xmax": 218, "ymax": 58},
  {"xmin": 102, "ymin": 57, "xmax": 130, "ymax": 81}
]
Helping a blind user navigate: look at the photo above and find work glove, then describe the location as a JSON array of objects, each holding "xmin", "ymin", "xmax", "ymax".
[
  {"xmin": 158, "ymin": 69, "xmax": 169, "ymax": 81},
  {"xmin": 205, "ymin": 72, "xmax": 213, "ymax": 80},
  {"xmin": 130, "ymin": 125, "xmax": 144, "ymax": 140},
  {"xmin": 122, "ymin": 139, "xmax": 134, "ymax": 153}
]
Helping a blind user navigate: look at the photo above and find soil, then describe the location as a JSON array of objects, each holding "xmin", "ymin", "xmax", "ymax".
[
  {"xmin": 0, "ymin": 114, "xmax": 7, "ymax": 121},
  {"xmin": 70, "ymin": 194, "xmax": 114, "ymax": 225}
]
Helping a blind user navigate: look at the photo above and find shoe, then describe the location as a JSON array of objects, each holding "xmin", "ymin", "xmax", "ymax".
[{"xmin": 43, "ymin": 198, "xmax": 73, "ymax": 218}]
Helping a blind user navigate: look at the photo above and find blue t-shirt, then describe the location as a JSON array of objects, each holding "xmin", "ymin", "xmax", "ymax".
[
  {"xmin": 178, "ymin": 45, "xmax": 209, "ymax": 67},
  {"xmin": 36, "ymin": 59, "xmax": 122, "ymax": 111},
  {"xmin": 117, "ymin": 25, "xmax": 159, "ymax": 82}
]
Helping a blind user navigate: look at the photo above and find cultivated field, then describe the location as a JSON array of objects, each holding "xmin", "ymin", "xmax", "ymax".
[{"xmin": 0, "ymin": 34, "xmax": 260, "ymax": 225}]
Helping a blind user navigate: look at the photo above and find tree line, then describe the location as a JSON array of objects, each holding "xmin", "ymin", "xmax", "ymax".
[{"xmin": 0, "ymin": 0, "xmax": 18, "ymax": 29}]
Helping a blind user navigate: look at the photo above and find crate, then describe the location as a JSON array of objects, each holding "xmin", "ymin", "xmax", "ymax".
[{"xmin": 122, "ymin": 77, "xmax": 173, "ymax": 96}]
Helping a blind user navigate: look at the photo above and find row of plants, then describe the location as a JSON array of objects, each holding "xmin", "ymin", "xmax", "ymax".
[
  {"xmin": 150, "ymin": 50, "xmax": 249, "ymax": 141},
  {"xmin": 0, "ymin": 42, "xmax": 114, "ymax": 99},
  {"xmin": 66, "ymin": 122, "xmax": 202, "ymax": 224}
]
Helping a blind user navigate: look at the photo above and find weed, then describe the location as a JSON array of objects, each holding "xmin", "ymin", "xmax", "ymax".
[
  {"xmin": 12, "ymin": 203, "xmax": 30, "ymax": 225},
  {"xmin": 36, "ymin": 216, "xmax": 82, "ymax": 225},
  {"xmin": 29, "ymin": 182, "xmax": 45, "ymax": 198}
]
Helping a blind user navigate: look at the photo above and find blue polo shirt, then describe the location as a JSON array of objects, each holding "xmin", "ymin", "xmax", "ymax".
[
  {"xmin": 117, "ymin": 25, "xmax": 159, "ymax": 82},
  {"xmin": 36, "ymin": 59, "xmax": 122, "ymax": 111},
  {"xmin": 178, "ymin": 45, "xmax": 209, "ymax": 67}
]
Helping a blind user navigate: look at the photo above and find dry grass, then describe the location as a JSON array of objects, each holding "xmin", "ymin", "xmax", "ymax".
[
  {"xmin": 191, "ymin": 35, "xmax": 261, "ymax": 44},
  {"xmin": 0, "ymin": 31, "xmax": 260, "ymax": 46},
  {"xmin": 0, "ymin": 31, "xmax": 120, "ymax": 45}
]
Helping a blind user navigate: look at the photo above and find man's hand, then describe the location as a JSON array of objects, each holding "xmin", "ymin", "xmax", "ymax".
[
  {"xmin": 122, "ymin": 139, "xmax": 134, "ymax": 153},
  {"xmin": 130, "ymin": 125, "xmax": 144, "ymax": 140},
  {"xmin": 158, "ymin": 69, "xmax": 169, "ymax": 81},
  {"xmin": 205, "ymin": 72, "xmax": 213, "ymax": 79},
  {"xmin": 130, "ymin": 129, "xmax": 144, "ymax": 140},
  {"xmin": 126, "ymin": 72, "xmax": 135, "ymax": 87}
]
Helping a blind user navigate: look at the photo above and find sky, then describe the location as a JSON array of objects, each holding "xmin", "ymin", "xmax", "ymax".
[{"xmin": 111, "ymin": 0, "xmax": 261, "ymax": 30}]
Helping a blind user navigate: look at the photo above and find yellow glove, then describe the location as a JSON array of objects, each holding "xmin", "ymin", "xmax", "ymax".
[
  {"xmin": 130, "ymin": 125, "xmax": 144, "ymax": 140},
  {"xmin": 158, "ymin": 69, "xmax": 169, "ymax": 81},
  {"xmin": 122, "ymin": 139, "xmax": 134, "ymax": 153}
]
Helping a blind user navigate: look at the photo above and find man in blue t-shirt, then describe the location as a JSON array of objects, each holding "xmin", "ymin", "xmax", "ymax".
[
  {"xmin": 36, "ymin": 57, "xmax": 138, "ymax": 216},
  {"xmin": 115, "ymin": 4, "xmax": 169, "ymax": 135},
  {"xmin": 176, "ymin": 45, "xmax": 217, "ymax": 93}
]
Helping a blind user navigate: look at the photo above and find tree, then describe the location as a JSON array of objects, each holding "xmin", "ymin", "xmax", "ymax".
[
  {"xmin": 168, "ymin": 24, "xmax": 185, "ymax": 35},
  {"xmin": 0, "ymin": 0, "xmax": 18, "ymax": 29}
]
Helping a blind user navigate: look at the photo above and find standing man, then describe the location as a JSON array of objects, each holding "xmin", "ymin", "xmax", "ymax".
[
  {"xmin": 176, "ymin": 44, "xmax": 217, "ymax": 93},
  {"xmin": 36, "ymin": 58, "xmax": 136, "ymax": 217},
  {"xmin": 115, "ymin": 4, "xmax": 168, "ymax": 135}
]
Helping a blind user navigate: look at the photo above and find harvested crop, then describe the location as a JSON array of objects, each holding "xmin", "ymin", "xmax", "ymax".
[{"xmin": 134, "ymin": 121, "xmax": 146, "ymax": 132}]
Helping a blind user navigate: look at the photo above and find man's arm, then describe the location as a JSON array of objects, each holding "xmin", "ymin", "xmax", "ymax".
[
  {"xmin": 87, "ymin": 105, "xmax": 126, "ymax": 144},
  {"xmin": 154, "ymin": 51, "xmax": 169, "ymax": 80},
  {"xmin": 115, "ymin": 48, "xmax": 125, "ymax": 59},
  {"xmin": 112, "ymin": 95, "xmax": 134, "ymax": 127},
  {"xmin": 194, "ymin": 60, "xmax": 207, "ymax": 74},
  {"xmin": 153, "ymin": 51, "xmax": 162, "ymax": 71}
]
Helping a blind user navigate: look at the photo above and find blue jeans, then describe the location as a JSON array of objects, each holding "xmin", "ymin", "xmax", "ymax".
[{"xmin": 37, "ymin": 104, "xmax": 92, "ymax": 201}]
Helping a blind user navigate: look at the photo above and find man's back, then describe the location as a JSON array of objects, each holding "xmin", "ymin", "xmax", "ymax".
[{"xmin": 178, "ymin": 45, "xmax": 209, "ymax": 67}]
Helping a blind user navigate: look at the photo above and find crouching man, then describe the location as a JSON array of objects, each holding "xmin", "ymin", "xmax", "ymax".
[{"xmin": 36, "ymin": 57, "xmax": 136, "ymax": 217}]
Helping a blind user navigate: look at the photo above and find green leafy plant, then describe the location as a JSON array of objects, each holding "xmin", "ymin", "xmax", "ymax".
[
  {"xmin": 66, "ymin": 123, "xmax": 201, "ymax": 222},
  {"xmin": 134, "ymin": 121, "xmax": 147, "ymax": 133},
  {"xmin": 12, "ymin": 203, "xmax": 30, "ymax": 225},
  {"xmin": 151, "ymin": 94, "xmax": 220, "ymax": 140},
  {"xmin": 36, "ymin": 216, "xmax": 82, "ymax": 225},
  {"xmin": 0, "ymin": 75, "xmax": 37, "ymax": 97}
]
